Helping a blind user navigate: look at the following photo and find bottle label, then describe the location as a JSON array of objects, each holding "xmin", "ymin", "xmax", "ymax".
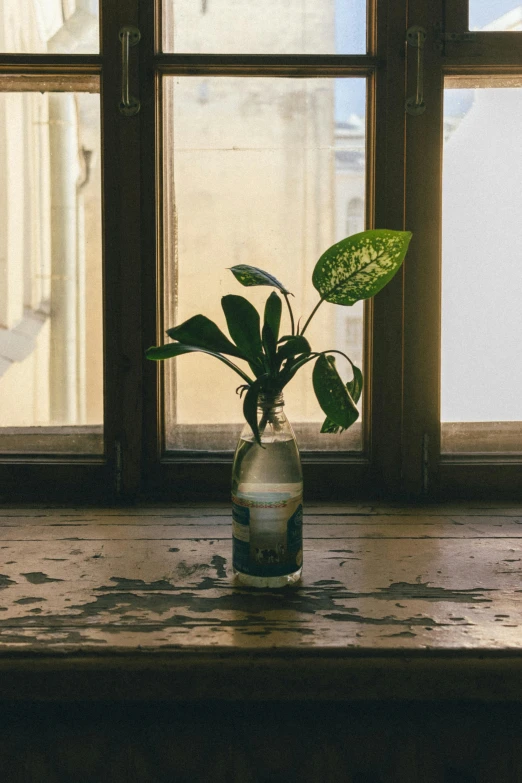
[{"xmin": 232, "ymin": 492, "xmax": 303, "ymax": 577}]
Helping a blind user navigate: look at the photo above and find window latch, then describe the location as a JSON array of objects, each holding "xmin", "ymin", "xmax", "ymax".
[
  {"xmin": 119, "ymin": 26, "xmax": 141, "ymax": 116},
  {"xmin": 406, "ymin": 26, "xmax": 427, "ymax": 116}
]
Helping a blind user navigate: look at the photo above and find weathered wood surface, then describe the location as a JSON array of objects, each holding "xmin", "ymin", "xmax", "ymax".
[{"xmin": 0, "ymin": 504, "xmax": 522, "ymax": 701}]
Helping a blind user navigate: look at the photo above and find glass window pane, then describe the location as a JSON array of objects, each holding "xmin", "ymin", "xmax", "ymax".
[
  {"xmin": 163, "ymin": 0, "xmax": 366, "ymax": 54},
  {"xmin": 162, "ymin": 76, "xmax": 366, "ymax": 453},
  {"xmin": 441, "ymin": 79, "xmax": 522, "ymax": 453},
  {"xmin": 0, "ymin": 87, "xmax": 103, "ymax": 454},
  {"xmin": 0, "ymin": 1, "xmax": 99, "ymax": 53},
  {"xmin": 469, "ymin": 2, "xmax": 522, "ymax": 30}
]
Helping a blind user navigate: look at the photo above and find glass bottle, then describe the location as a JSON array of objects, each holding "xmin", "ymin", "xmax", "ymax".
[{"xmin": 231, "ymin": 391, "xmax": 303, "ymax": 587}]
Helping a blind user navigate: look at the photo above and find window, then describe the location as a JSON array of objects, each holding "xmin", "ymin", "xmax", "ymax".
[
  {"xmin": 0, "ymin": 87, "xmax": 103, "ymax": 455},
  {"xmin": 441, "ymin": 77, "xmax": 522, "ymax": 455},
  {"xmin": 162, "ymin": 75, "xmax": 366, "ymax": 455},
  {"xmin": 1, "ymin": 0, "xmax": 521, "ymax": 501}
]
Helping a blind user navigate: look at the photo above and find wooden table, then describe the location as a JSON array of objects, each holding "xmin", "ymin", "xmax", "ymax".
[{"xmin": 1, "ymin": 503, "xmax": 522, "ymax": 781}]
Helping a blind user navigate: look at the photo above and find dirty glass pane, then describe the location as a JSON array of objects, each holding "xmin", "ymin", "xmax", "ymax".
[
  {"xmin": 163, "ymin": 0, "xmax": 366, "ymax": 54},
  {"xmin": 0, "ymin": 87, "xmax": 103, "ymax": 454},
  {"xmin": 469, "ymin": 2, "xmax": 522, "ymax": 31},
  {"xmin": 441, "ymin": 80, "xmax": 522, "ymax": 453},
  {"xmin": 163, "ymin": 76, "xmax": 366, "ymax": 453},
  {"xmin": 0, "ymin": 0, "xmax": 99, "ymax": 53}
]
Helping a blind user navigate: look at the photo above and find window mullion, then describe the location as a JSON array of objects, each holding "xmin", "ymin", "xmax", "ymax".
[
  {"xmin": 141, "ymin": 1, "xmax": 163, "ymax": 496},
  {"xmin": 402, "ymin": 0, "xmax": 444, "ymax": 497},
  {"xmin": 100, "ymin": 0, "xmax": 144, "ymax": 499},
  {"xmin": 371, "ymin": 0, "xmax": 408, "ymax": 495}
]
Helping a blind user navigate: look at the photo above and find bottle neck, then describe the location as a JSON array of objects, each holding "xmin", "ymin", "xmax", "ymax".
[
  {"xmin": 243, "ymin": 390, "xmax": 294, "ymax": 443},
  {"xmin": 257, "ymin": 391, "xmax": 284, "ymax": 413}
]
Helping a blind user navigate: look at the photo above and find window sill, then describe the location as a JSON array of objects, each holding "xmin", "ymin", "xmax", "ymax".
[{"xmin": 0, "ymin": 502, "xmax": 521, "ymax": 702}]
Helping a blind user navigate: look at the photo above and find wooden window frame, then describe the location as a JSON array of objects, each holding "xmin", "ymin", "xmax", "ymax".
[
  {"xmin": 403, "ymin": 0, "xmax": 522, "ymax": 500},
  {"xmin": 0, "ymin": 1, "xmax": 143, "ymax": 502},
  {"xmin": 1, "ymin": 0, "xmax": 520, "ymax": 503},
  {"xmin": 140, "ymin": 0, "xmax": 414, "ymax": 502}
]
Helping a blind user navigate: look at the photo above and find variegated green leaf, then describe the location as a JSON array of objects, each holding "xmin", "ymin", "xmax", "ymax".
[
  {"xmin": 320, "ymin": 405, "xmax": 359, "ymax": 434},
  {"xmin": 320, "ymin": 417, "xmax": 343, "ymax": 434},
  {"xmin": 347, "ymin": 362, "xmax": 363, "ymax": 405},
  {"xmin": 319, "ymin": 360, "xmax": 363, "ymax": 432},
  {"xmin": 229, "ymin": 265, "xmax": 291, "ymax": 295},
  {"xmin": 312, "ymin": 229, "xmax": 412, "ymax": 306},
  {"xmin": 312, "ymin": 354, "xmax": 359, "ymax": 430}
]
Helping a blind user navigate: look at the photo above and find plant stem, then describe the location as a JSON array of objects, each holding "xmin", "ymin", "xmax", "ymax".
[
  {"xmin": 278, "ymin": 352, "xmax": 320, "ymax": 387},
  {"xmin": 319, "ymin": 348, "xmax": 353, "ymax": 366},
  {"xmin": 283, "ymin": 292, "xmax": 295, "ymax": 335},
  {"xmin": 299, "ymin": 297, "xmax": 324, "ymax": 336},
  {"xmin": 229, "ymin": 362, "xmax": 256, "ymax": 385}
]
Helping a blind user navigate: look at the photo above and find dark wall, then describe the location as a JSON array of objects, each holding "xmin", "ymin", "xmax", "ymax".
[{"xmin": 0, "ymin": 700, "xmax": 521, "ymax": 782}]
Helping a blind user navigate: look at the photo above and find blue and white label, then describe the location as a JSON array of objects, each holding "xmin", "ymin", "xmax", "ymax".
[{"xmin": 232, "ymin": 492, "xmax": 303, "ymax": 577}]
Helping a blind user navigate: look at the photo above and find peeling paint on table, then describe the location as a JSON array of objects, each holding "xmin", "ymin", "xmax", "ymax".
[{"xmin": 0, "ymin": 505, "xmax": 520, "ymax": 655}]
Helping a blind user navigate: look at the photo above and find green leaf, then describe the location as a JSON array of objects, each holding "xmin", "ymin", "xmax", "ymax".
[
  {"xmin": 229, "ymin": 265, "xmax": 292, "ymax": 295},
  {"xmin": 277, "ymin": 335, "xmax": 311, "ymax": 363},
  {"xmin": 242, "ymin": 377, "xmax": 267, "ymax": 446},
  {"xmin": 320, "ymin": 417, "xmax": 343, "ymax": 434},
  {"xmin": 221, "ymin": 295, "xmax": 263, "ymax": 365},
  {"xmin": 347, "ymin": 362, "xmax": 363, "ymax": 405},
  {"xmin": 166, "ymin": 314, "xmax": 245, "ymax": 358},
  {"xmin": 320, "ymin": 406, "xmax": 359, "ymax": 434},
  {"xmin": 312, "ymin": 229, "xmax": 412, "ymax": 306},
  {"xmin": 247, "ymin": 361, "xmax": 263, "ymax": 379},
  {"xmin": 146, "ymin": 343, "xmax": 203, "ymax": 361},
  {"xmin": 278, "ymin": 353, "xmax": 316, "ymax": 388},
  {"xmin": 312, "ymin": 354, "xmax": 359, "ymax": 430},
  {"xmin": 145, "ymin": 342, "xmax": 253, "ymax": 385},
  {"xmin": 262, "ymin": 323, "xmax": 277, "ymax": 373},
  {"xmin": 320, "ymin": 361, "xmax": 363, "ymax": 432},
  {"xmin": 264, "ymin": 292, "xmax": 282, "ymax": 342}
]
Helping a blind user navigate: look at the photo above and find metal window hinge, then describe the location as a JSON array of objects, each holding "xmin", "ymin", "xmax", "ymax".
[
  {"xmin": 434, "ymin": 18, "xmax": 479, "ymax": 52},
  {"xmin": 436, "ymin": 27, "xmax": 478, "ymax": 53}
]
